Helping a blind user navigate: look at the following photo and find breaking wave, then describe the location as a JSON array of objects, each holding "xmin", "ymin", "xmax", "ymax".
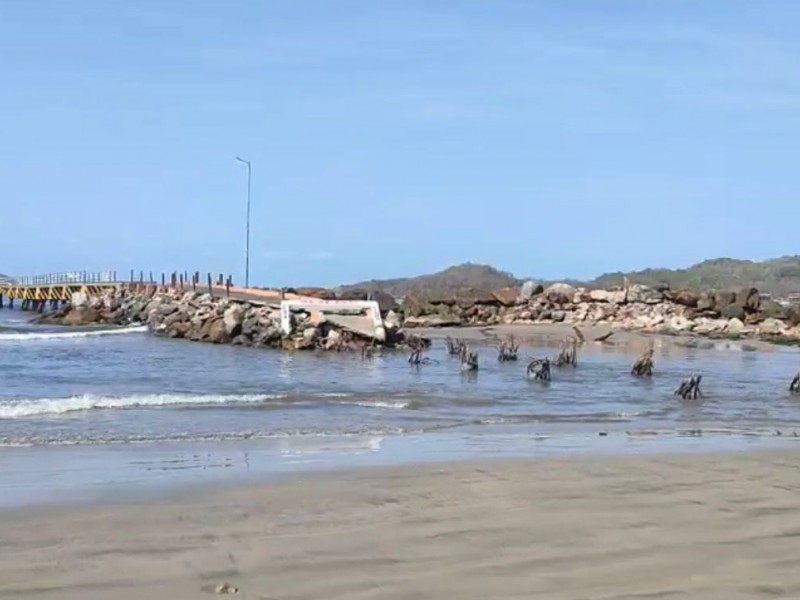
[
  {"xmin": 0, "ymin": 392, "xmax": 285, "ymax": 418},
  {"xmin": 0, "ymin": 392, "xmax": 420, "ymax": 418},
  {"xmin": 0, "ymin": 325, "xmax": 148, "ymax": 342}
]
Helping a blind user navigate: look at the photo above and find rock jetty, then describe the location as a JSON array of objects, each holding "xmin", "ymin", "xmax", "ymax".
[
  {"xmin": 399, "ymin": 282, "xmax": 800, "ymax": 342},
  {"xmin": 35, "ymin": 286, "xmax": 415, "ymax": 351},
  {"xmin": 31, "ymin": 281, "xmax": 800, "ymax": 348}
]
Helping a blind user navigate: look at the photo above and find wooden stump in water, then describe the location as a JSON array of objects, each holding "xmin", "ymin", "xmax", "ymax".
[
  {"xmin": 409, "ymin": 347, "xmax": 434, "ymax": 365},
  {"xmin": 497, "ymin": 335, "xmax": 520, "ymax": 362},
  {"xmin": 527, "ymin": 357, "xmax": 551, "ymax": 381},
  {"xmin": 631, "ymin": 349, "xmax": 654, "ymax": 377},
  {"xmin": 555, "ymin": 337, "xmax": 578, "ymax": 368},
  {"xmin": 791, "ymin": 372, "xmax": 800, "ymax": 394},
  {"xmin": 459, "ymin": 345, "xmax": 479, "ymax": 372},
  {"xmin": 674, "ymin": 374, "xmax": 703, "ymax": 400},
  {"xmin": 445, "ymin": 336, "xmax": 466, "ymax": 356}
]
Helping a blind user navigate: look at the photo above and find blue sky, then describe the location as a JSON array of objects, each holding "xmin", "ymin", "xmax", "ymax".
[{"xmin": 2, "ymin": 1, "xmax": 799, "ymax": 287}]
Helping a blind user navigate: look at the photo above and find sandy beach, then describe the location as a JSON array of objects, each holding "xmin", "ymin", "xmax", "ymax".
[
  {"xmin": 3, "ymin": 450, "xmax": 800, "ymax": 599},
  {"xmin": 415, "ymin": 322, "xmax": 788, "ymax": 353}
]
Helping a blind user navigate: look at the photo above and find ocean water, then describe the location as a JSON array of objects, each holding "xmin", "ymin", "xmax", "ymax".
[{"xmin": 1, "ymin": 308, "xmax": 800, "ymax": 507}]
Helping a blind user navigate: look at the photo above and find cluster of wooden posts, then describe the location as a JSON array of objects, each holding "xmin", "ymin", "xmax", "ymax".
[
  {"xmin": 414, "ymin": 328, "xmax": 800, "ymax": 397},
  {"xmin": 128, "ymin": 271, "xmax": 236, "ymax": 297}
]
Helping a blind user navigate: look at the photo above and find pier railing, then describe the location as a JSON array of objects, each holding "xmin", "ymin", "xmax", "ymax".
[
  {"xmin": 8, "ymin": 271, "xmax": 120, "ymax": 286},
  {"xmin": 0, "ymin": 270, "xmax": 238, "ymax": 292}
]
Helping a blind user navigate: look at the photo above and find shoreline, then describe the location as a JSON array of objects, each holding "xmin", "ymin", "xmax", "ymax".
[
  {"xmin": 4, "ymin": 448, "xmax": 800, "ymax": 598},
  {"xmin": 3, "ymin": 425, "xmax": 799, "ymax": 512}
]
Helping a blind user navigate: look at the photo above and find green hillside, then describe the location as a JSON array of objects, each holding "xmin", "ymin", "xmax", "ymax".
[{"xmin": 590, "ymin": 256, "xmax": 800, "ymax": 296}]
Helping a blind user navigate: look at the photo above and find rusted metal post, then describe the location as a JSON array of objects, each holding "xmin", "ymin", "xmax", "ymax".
[{"xmin": 225, "ymin": 276, "xmax": 231, "ymax": 297}]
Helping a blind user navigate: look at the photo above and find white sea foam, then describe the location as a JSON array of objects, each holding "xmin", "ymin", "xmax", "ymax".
[
  {"xmin": 0, "ymin": 392, "xmax": 285, "ymax": 418},
  {"xmin": 0, "ymin": 325, "xmax": 148, "ymax": 342},
  {"xmin": 335, "ymin": 399, "xmax": 410, "ymax": 409}
]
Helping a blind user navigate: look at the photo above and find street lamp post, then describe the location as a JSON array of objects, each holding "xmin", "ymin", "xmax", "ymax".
[{"xmin": 235, "ymin": 156, "xmax": 252, "ymax": 288}]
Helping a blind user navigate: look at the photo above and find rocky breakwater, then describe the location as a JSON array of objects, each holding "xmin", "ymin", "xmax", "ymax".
[
  {"xmin": 35, "ymin": 286, "xmax": 415, "ymax": 351},
  {"xmin": 400, "ymin": 282, "xmax": 800, "ymax": 342}
]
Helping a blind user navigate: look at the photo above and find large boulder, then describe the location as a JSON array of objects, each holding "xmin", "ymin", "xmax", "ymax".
[
  {"xmin": 223, "ymin": 304, "xmax": 245, "ymax": 336},
  {"xmin": 369, "ymin": 290, "xmax": 398, "ymax": 314},
  {"xmin": 693, "ymin": 319, "xmax": 727, "ymax": 335},
  {"xmin": 402, "ymin": 315, "xmax": 462, "ymax": 328},
  {"xmin": 589, "ymin": 289, "xmax": 611, "ymax": 302},
  {"xmin": 713, "ymin": 291, "xmax": 736, "ymax": 309},
  {"xmin": 736, "ymin": 287, "xmax": 761, "ymax": 313},
  {"xmin": 626, "ymin": 284, "xmax": 664, "ymax": 304},
  {"xmin": 491, "ymin": 287, "xmax": 519, "ymax": 307},
  {"xmin": 607, "ymin": 290, "xmax": 628, "ymax": 304},
  {"xmin": 725, "ymin": 318, "xmax": 746, "ymax": 337},
  {"xmin": 720, "ymin": 304, "xmax": 745, "ymax": 320},
  {"xmin": 63, "ymin": 306, "xmax": 102, "ymax": 326},
  {"xmin": 696, "ymin": 292, "xmax": 716, "ymax": 312},
  {"xmin": 666, "ymin": 315, "xmax": 694, "ymax": 332},
  {"xmin": 759, "ymin": 300, "xmax": 787, "ymax": 321},
  {"xmin": 337, "ymin": 288, "xmax": 369, "ymax": 301},
  {"xmin": 543, "ymin": 283, "xmax": 576, "ymax": 304},
  {"xmin": 670, "ymin": 289, "xmax": 700, "ymax": 308},
  {"xmin": 241, "ymin": 315, "xmax": 260, "ymax": 338},
  {"xmin": 759, "ymin": 318, "xmax": 787, "ymax": 336},
  {"xmin": 207, "ymin": 317, "xmax": 230, "ymax": 343},
  {"xmin": 383, "ymin": 310, "xmax": 401, "ymax": 331},
  {"xmin": 519, "ymin": 281, "xmax": 544, "ymax": 303},
  {"xmin": 402, "ymin": 294, "xmax": 428, "ymax": 317}
]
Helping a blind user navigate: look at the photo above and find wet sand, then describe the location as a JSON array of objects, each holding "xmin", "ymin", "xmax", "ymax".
[
  {"xmin": 416, "ymin": 322, "xmax": 786, "ymax": 353},
  {"xmin": 4, "ymin": 450, "xmax": 800, "ymax": 599}
]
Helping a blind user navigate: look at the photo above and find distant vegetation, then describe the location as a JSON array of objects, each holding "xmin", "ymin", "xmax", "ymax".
[
  {"xmin": 339, "ymin": 263, "xmax": 520, "ymax": 298},
  {"xmin": 589, "ymin": 256, "xmax": 800, "ymax": 297},
  {"xmin": 340, "ymin": 256, "xmax": 800, "ymax": 299}
]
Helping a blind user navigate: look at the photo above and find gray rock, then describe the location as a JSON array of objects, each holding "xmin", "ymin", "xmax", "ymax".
[
  {"xmin": 759, "ymin": 318, "xmax": 787, "ymax": 336},
  {"xmin": 667, "ymin": 315, "xmax": 694, "ymax": 332},
  {"xmin": 519, "ymin": 281, "xmax": 544, "ymax": 303},
  {"xmin": 156, "ymin": 302, "xmax": 178, "ymax": 317},
  {"xmin": 721, "ymin": 304, "xmax": 745, "ymax": 320},
  {"xmin": 231, "ymin": 335, "xmax": 251, "ymax": 346},
  {"xmin": 241, "ymin": 316, "xmax": 259, "ymax": 337},
  {"xmin": 725, "ymin": 318, "xmax": 746, "ymax": 336},
  {"xmin": 223, "ymin": 304, "xmax": 245, "ymax": 336},
  {"xmin": 207, "ymin": 318, "xmax": 229, "ymax": 344},
  {"xmin": 383, "ymin": 310, "xmax": 401, "ymax": 331},
  {"xmin": 543, "ymin": 283, "xmax": 576, "ymax": 304},
  {"xmin": 402, "ymin": 315, "xmax": 462, "ymax": 328},
  {"xmin": 693, "ymin": 319, "xmax": 727, "ymax": 335},
  {"xmin": 369, "ymin": 290, "xmax": 398, "ymax": 314},
  {"xmin": 626, "ymin": 284, "xmax": 663, "ymax": 305}
]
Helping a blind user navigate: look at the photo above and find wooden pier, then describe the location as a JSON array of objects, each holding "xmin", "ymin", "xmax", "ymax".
[
  {"xmin": 0, "ymin": 272, "xmax": 123, "ymax": 312},
  {"xmin": 0, "ymin": 270, "xmax": 385, "ymax": 339}
]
